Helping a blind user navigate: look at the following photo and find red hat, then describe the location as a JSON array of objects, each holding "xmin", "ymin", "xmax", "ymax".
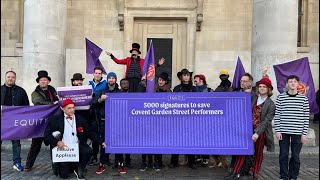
[
  {"xmin": 256, "ymin": 77, "xmax": 273, "ymax": 90},
  {"xmin": 194, "ymin": 74, "xmax": 206, "ymax": 82},
  {"xmin": 61, "ymin": 99, "xmax": 75, "ymax": 108}
]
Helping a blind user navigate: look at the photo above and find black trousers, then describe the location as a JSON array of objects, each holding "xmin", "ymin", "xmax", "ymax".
[
  {"xmin": 59, "ymin": 143, "xmax": 93, "ymax": 179},
  {"xmin": 142, "ymin": 154, "xmax": 162, "ymax": 165},
  {"xmin": 114, "ymin": 154, "xmax": 131, "ymax": 164},
  {"xmin": 26, "ymin": 137, "xmax": 44, "ymax": 168},
  {"xmin": 128, "ymin": 77, "xmax": 141, "ymax": 92}
]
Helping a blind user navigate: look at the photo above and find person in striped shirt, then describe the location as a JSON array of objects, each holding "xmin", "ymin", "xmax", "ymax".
[{"xmin": 275, "ymin": 75, "xmax": 310, "ymax": 180}]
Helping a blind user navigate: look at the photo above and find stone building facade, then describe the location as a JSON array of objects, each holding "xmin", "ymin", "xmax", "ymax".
[{"xmin": 1, "ymin": 0, "xmax": 319, "ymax": 98}]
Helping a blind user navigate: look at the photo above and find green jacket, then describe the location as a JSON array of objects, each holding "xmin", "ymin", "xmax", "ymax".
[{"xmin": 31, "ymin": 85, "xmax": 58, "ymax": 105}]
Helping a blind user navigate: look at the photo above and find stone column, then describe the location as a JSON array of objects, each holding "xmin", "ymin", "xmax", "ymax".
[
  {"xmin": 22, "ymin": 0, "xmax": 67, "ymax": 98},
  {"xmin": 251, "ymin": 0, "xmax": 298, "ymax": 99}
]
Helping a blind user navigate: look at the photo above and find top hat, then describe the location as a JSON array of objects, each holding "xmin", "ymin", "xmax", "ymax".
[
  {"xmin": 36, "ymin": 70, "xmax": 51, "ymax": 83},
  {"xmin": 129, "ymin": 43, "xmax": 141, "ymax": 54},
  {"xmin": 177, "ymin": 69, "xmax": 193, "ymax": 79},
  {"xmin": 158, "ymin": 72, "xmax": 170, "ymax": 82},
  {"xmin": 71, "ymin": 73, "xmax": 84, "ymax": 81}
]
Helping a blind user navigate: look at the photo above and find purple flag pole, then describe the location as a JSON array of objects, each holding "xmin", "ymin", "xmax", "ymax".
[
  {"xmin": 273, "ymin": 57, "xmax": 319, "ymax": 114},
  {"xmin": 232, "ymin": 56, "xmax": 246, "ymax": 89},
  {"xmin": 85, "ymin": 37, "xmax": 107, "ymax": 74},
  {"xmin": 142, "ymin": 40, "xmax": 155, "ymax": 93}
]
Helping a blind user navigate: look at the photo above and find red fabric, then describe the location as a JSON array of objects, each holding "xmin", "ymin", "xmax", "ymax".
[
  {"xmin": 112, "ymin": 57, "xmax": 145, "ymax": 78},
  {"xmin": 252, "ymin": 101, "xmax": 264, "ymax": 128},
  {"xmin": 194, "ymin": 74, "xmax": 206, "ymax": 82},
  {"xmin": 252, "ymin": 132, "xmax": 266, "ymax": 175},
  {"xmin": 61, "ymin": 99, "xmax": 75, "ymax": 108},
  {"xmin": 233, "ymin": 155, "xmax": 246, "ymax": 174},
  {"xmin": 255, "ymin": 77, "xmax": 273, "ymax": 90}
]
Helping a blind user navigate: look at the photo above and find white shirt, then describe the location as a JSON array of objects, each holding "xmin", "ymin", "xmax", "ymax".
[
  {"xmin": 63, "ymin": 114, "xmax": 78, "ymax": 144},
  {"xmin": 257, "ymin": 95, "xmax": 267, "ymax": 106}
]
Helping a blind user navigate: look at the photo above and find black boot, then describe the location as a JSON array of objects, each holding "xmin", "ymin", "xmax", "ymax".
[{"xmin": 74, "ymin": 167, "xmax": 85, "ymax": 180}]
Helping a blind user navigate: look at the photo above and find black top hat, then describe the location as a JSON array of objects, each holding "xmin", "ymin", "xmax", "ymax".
[
  {"xmin": 71, "ymin": 73, "xmax": 85, "ymax": 81},
  {"xmin": 129, "ymin": 43, "xmax": 141, "ymax": 54},
  {"xmin": 177, "ymin": 69, "xmax": 193, "ymax": 79},
  {"xmin": 158, "ymin": 72, "xmax": 170, "ymax": 82},
  {"xmin": 36, "ymin": 70, "xmax": 51, "ymax": 83}
]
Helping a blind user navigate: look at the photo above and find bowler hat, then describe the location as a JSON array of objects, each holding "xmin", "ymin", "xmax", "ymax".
[
  {"xmin": 36, "ymin": 70, "xmax": 51, "ymax": 83},
  {"xmin": 158, "ymin": 72, "xmax": 170, "ymax": 82},
  {"xmin": 177, "ymin": 69, "xmax": 193, "ymax": 79},
  {"xmin": 129, "ymin": 43, "xmax": 141, "ymax": 54},
  {"xmin": 71, "ymin": 73, "xmax": 84, "ymax": 81}
]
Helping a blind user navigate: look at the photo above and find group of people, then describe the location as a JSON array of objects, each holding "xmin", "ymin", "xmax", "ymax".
[{"xmin": 1, "ymin": 42, "xmax": 312, "ymax": 180}]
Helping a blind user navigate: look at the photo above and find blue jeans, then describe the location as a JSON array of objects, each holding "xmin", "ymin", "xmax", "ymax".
[
  {"xmin": 279, "ymin": 134, "xmax": 302, "ymax": 180},
  {"xmin": 12, "ymin": 140, "xmax": 22, "ymax": 165}
]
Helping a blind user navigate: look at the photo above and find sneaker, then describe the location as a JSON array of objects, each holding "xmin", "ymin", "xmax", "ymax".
[
  {"xmin": 153, "ymin": 163, "xmax": 161, "ymax": 171},
  {"xmin": 117, "ymin": 162, "xmax": 126, "ymax": 174},
  {"xmin": 24, "ymin": 166, "xmax": 31, "ymax": 172},
  {"xmin": 13, "ymin": 163, "xmax": 24, "ymax": 171},
  {"xmin": 74, "ymin": 168, "xmax": 85, "ymax": 180},
  {"xmin": 88, "ymin": 157, "xmax": 98, "ymax": 166},
  {"xmin": 96, "ymin": 164, "xmax": 106, "ymax": 174},
  {"xmin": 202, "ymin": 159, "xmax": 209, "ymax": 165},
  {"xmin": 140, "ymin": 163, "xmax": 148, "ymax": 171}
]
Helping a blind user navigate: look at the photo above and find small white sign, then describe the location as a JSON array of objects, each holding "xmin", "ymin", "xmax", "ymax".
[{"xmin": 52, "ymin": 143, "xmax": 79, "ymax": 163}]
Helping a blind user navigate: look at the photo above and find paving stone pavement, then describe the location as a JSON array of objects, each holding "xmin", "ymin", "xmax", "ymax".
[{"xmin": 1, "ymin": 123, "xmax": 319, "ymax": 179}]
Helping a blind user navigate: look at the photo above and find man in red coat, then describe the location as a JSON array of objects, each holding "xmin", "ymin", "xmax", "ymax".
[{"xmin": 105, "ymin": 43, "xmax": 165, "ymax": 92}]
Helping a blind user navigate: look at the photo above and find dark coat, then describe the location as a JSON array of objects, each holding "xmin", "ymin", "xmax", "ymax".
[
  {"xmin": 251, "ymin": 94, "xmax": 276, "ymax": 152},
  {"xmin": 31, "ymin": 85, "xmax": 58, "ymax": 105},
  {"xmin": 91, "ymin": 83, "xmax": 121, "ymax": 120},
  {"xmin": 44, "ymin": 113, "xmax": 103, "ymax": 147},
  {"xmin": 1, "ymin": 84, "xmax": 30, "ymax": 106},
  {"xmin": 173, "ymin": 83, "xmax": 197, "ymax": 92}
]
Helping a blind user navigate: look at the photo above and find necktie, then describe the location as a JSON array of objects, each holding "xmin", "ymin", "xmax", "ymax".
[{"xmin": 66, "ymin": 116, "xmax": 73, "ymax": 120}]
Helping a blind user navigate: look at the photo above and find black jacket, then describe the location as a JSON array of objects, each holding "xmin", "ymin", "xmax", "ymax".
[
  {"xmin": 44, "ymin": 113, "xmax": 103, "ymax": 147},
  {"xmin": 91, "ymin": 83, "xmax": 121, "ymax": 120},
  {"xmin": 1, "ymin": 84, "xmax": 30, "ymax": 106},
  {"xmin": 173, "ymin": 83, "xmax": 197, "ymax": 92}
]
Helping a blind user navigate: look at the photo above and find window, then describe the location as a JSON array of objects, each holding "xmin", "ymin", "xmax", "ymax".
[{"xmin": 297, "ymin": 0, "xmax": 308, "ymax": 48}]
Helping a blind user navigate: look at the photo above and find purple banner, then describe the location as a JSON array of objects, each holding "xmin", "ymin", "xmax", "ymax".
[
  {"xmin": 85, "ymin": 37, "xmax": 107, "ymax": 74},
  {"xmin": 1, "ymin": 105, "xmax": 60, "ymax": 140},
  {"xmin": 57, "ymin": 85, "xmax": 92, "ymax": 110},
  {"xmin": 273, "ymin": 57, "xmax": 319, "ymax": 114},
  {"xmin": 105, "ymin": 92, "xmax": 253, "ymax": 155}
]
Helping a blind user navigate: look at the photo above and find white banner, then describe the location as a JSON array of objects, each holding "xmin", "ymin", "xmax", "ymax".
[{"xmin": 52, "ymin": 143, "xmax": 79, "ymax": 163}]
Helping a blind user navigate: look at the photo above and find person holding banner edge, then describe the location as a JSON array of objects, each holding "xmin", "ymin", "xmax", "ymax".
[
  {"xmin": 1, "ymin": 70, "xmax": 30, "ymax": 172},
  {"xmin": 44, "ymin": 99, "xmax": 106, "ymax": 179},
  {"xmin": 25, "ymin": 70, "xmax": 59, "ymax": 172},
  {"xmin": 91, "ymin": 72, "xmax": 129, "ymax": 174},
  {"xmin": 169, "ymin": 68, "xmax": 197, "ymax": 169},
  {"xmin": 105, "ymin": 42, "xmax": 165, "ymax": 92}
]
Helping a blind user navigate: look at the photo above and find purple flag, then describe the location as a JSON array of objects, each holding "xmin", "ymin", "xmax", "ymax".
[
  {"xmin": 273, "ymin": 57, "xmax": 319, "ymax": 114},
  {"xmin": 142, "ymin": 40, "xmax": 155, "ymax": 93},
  {"xmin": 1, "ymin": 105, "xmax": 61, "ymax": 140},
  {"xmin": 85, "ymin": 37, "xmax": 106, "ymax": 74},
  {"xmin": 232, "ymin": 56, "xmax": 246, "ymax": 89}
]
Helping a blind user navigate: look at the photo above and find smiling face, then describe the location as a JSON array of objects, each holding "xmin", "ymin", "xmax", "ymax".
[
  {"xmin": 5, "ymin": 72, "xmax": 16, "ymax": 87},
  {"xmin": 39, "ymin": 77, "xmax": 50, "ymax": 89}
]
